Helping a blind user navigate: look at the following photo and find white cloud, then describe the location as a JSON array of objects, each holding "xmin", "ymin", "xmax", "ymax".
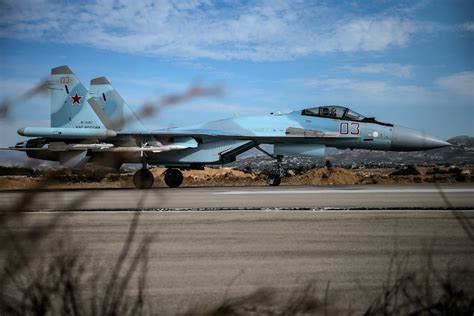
[
  {"xmin": 0, "ymin": 78, "xmax": 49, "ymax": 111},
  {"xmin": 317, "ymin": 78, "xmax": 429, "ymax": 98},
  {"xmin": 0, "ymin": 79, "xmax": 41, "ymax": 97},
  {"xmin": 436, "ymin": 71, "xmax": 474, "ymax": 98},
  {"xmin": 288, "ymin": 76, "xmax": 437, "ymax": 107},
  {"xmin": 180, "ymin": 102, "xmax": 264, "ymax": 115},
  {"xmin": 0, "ymin": 0, "xmax": 419, "ymax": 61},
  {"xmin": 462, "ymin": 22, "xmax": 474, "ymax": 32},
  {"xmin": 322, "ymin": 17, "xmax": 416, "ymax": 53},
  {"xmin": 288, "ymin": 71, "xmax": 474, "ymax": 110},
  {"xmin": 342, "ymin": 63, "xmax": 414, "ymax": 78}
]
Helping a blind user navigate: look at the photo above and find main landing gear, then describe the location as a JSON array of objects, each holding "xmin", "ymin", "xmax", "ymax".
[
  {"xmin": 133, "ymin": 168, "xmax": 184, "ymax": 189},
  {"xmin": 133, "ymin": 154, "xmax": 155, "ymax": 189},
  {"xmin": 164, "ymin": 168, "xmax": 183, "ymax": 188},
  {"xmin": 133, "ymin": 158, "xmax": 155, "ymax": 189},
  {"xmin": 132, "ymin": 149, "xmax": 183, "ymax": 189},
  {"xmin": 133, "ymin": 168, "xmax": 154, "ymax": 189},
  {"xmin": 132, "ymin": 150, "xmax": 183, "ymax": 189}
]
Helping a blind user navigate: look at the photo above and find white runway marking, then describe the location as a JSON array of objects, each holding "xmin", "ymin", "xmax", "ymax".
[
  {"xmin": 32, "ymin": 209, "xmax": 474, "ymax": 214},
  {"xmin": 214, "ymin": 188, "xmax": 474, "ymax": 195}
]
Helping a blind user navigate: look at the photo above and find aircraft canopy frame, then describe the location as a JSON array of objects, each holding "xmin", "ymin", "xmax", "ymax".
[
  {"xmin": 301, "ymin": 106, "xmax": 366, "ymax": 121},
  {"xmin": 301, "ymin": 106, "xmax": 393, "ymax": 126}
]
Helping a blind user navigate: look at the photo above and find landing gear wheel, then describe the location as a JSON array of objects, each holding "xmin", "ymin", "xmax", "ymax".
[
  {"xmin": 133, "ymin": 168, "xmax": 154, "ymax": 189},
  {"xmin": 164, "ymin": 169, "xmax": 183, "ymax": 188},
  {"xmin": 267, "ymin": 174, "xmax": 281, "ymax": 186}
]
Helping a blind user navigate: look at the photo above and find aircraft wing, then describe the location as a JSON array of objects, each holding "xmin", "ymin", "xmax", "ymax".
[
  {"xmin": 9, "ymin": 126, "xmax": 358, "ymax": 155},
  {"xmin": 137, "ymin": 128, "xmax": 244, "ymax": 138},
  {"xmin": 129, "ymin": 127, "xmax": 360, "ymax": 139}
]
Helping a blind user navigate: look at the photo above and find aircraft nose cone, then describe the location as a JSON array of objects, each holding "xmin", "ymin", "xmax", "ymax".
[{"xmin": 391, "ymin": 126, "xmax": 451, "ymax": 151}]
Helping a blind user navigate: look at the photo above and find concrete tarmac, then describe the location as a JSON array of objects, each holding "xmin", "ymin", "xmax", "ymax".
[
  {"xmin": 2, "ymin": 184, "xmax": 473, "ymax": 313},
  {"xmin": 5, "ymin": 210, "xmax": 474, "ymax": 314},
  {"xmin": 0, "ymin": 183, "xmax": 473, "ymax": 211}
]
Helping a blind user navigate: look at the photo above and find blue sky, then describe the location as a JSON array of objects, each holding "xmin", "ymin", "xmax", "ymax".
[{"xmin": 0, "ymin": 0, "xmax": 473, "ymax": 147}]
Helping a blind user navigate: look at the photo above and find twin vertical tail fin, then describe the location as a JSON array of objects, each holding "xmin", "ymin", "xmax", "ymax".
[
  {"xmin": 89, "ymin": 77, "xmax": 147, "ymax": 132},
  {"xmin": 49, "ymin": 65, "xmax": 146, "ymax": 132},
  {"xmin": 50, "ymin": 66, "xmax": 107, "ymax": 130},
  {"xmin": 30, "ymin": 66, "xmax": 146, "ymax": 169}
]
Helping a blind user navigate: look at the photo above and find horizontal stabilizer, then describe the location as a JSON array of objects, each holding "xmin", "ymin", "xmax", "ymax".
[{"xmin": 59, "ymin": 151, "xmax": 89, "ymax": 168}]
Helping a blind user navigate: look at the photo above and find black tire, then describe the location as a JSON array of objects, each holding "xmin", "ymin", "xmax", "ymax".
[
  {"xmin": 164, "ymin": 169, "xmax": 184, "ymax": 188},
  {"xmin": 267, "ymin": 174, "xmax": 281, "ymax": 186},
  {"xmin": 133, "ymin": 169, "xmax": 154, "ymax": 189}
]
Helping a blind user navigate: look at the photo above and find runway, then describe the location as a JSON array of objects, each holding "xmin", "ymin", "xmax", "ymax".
[
  {"xmin": 0, "ymin": 183, "xmax": 473, "ymax": 211},
  {"xmin": 2, "ymin": 184, "xmax": 473, "ymax": 313},
  {"xmin": 4, "ymin": 210, "xmax": 473, "ymax": 314}
]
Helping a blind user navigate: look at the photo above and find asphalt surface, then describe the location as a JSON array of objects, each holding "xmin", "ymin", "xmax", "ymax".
[
  {"xmin": 2, "ymin": 184, "xmax": 473, "ymax": 312},
  {"xmin": 0, "ymin": 183, "xmax": 473, "ymax": 211},
  {"xmin": 4, "ymin": 210, "xmax": 474, "ymax": 314}
]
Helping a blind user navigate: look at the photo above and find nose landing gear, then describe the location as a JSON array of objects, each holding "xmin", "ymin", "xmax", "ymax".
[
  {"xmin": 266, "ymin": 155, "xmax": 283, "ymax": 186},
  {"xmin": 164, "ymin": 168, "xmax": 184, "ymax": 188},
  {"xmin": 266, "ymin": 174, "xmax": 281, "ymax": 186},
  {"xmin": 255, "ymin": 146, "xmax": 284, "ymax": 187}
]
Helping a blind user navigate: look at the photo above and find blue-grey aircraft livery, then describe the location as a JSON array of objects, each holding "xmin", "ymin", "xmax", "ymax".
[{"xmin": 10, "ymin": 66, "xmax": 451, "ymax": 188}]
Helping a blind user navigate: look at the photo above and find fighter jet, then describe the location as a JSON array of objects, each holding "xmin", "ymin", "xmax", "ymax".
[{"xmin": 9, "ymin": 66, "xmax": 451, "ymax": 188}]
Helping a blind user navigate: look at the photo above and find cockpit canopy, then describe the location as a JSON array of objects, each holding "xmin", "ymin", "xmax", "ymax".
[
  {"xmin": 301, "ymin": 106, "xmax": 365, "ymax": 121},
  {"xmin": 301, "ymin": 105, "xmax": 393, "ymax": 126}
]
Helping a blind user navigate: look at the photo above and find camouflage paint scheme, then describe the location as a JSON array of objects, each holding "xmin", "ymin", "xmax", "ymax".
[{"xmin": 13, "ymin": 66, "xmax": 450, "ymax": 170}]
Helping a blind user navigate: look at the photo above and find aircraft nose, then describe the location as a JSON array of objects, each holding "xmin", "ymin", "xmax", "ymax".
[{"xmin": 391, "ymin": 126, "xmax": 451, "ymax": 151}]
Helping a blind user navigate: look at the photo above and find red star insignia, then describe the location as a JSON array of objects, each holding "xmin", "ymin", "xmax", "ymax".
[{"xmin": 71, "ymin": 93, "xmax": 82, "ymax": 105}]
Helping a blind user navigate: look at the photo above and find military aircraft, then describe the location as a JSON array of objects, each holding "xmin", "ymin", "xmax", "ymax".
[{"xmin": 9, "ymin": 66, "xmax": 451, "ymax": 188}]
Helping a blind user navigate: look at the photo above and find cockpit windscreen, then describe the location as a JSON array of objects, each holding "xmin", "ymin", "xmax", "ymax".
[{"xmin": 301, "ymin": 106, "xmax": 366, "ymax": 122}]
